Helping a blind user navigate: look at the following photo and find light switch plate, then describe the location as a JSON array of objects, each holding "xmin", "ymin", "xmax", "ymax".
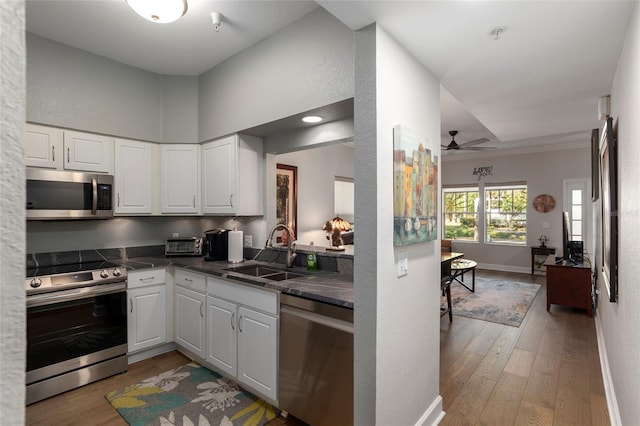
[{"xmin": 396, "ymin": 252, "xmax": 408, "ymax": 277}]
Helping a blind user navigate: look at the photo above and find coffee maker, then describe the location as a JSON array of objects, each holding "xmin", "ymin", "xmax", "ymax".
[{"xmin": 203, "ymin": 229, "xmax": 229, "ymax": 261}]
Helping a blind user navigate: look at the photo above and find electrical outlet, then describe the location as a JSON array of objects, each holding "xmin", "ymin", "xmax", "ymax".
[
  {"xmin": 396, "ymin": 252, "xmax": 408, "ymax": 277},
  {"xmin": 542, "ymin": 222, "xmax": 550, "ymax": 229},
  {"xmin": 243, "ymin": 235, "xmax": 253, "ymax": 247},
  {"xmin": 172, "ymin": 232, "xmax": 179, "ymax": 238}
]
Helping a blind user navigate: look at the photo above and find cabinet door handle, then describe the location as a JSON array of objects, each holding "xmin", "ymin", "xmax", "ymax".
[
  {"xmin": 200, "ymin": 301, "xmax": 204, "ymax": 318},
  {"xmin": 52, "ymin": 146, "xmax": 55, "ymax": 162},
  {"xmin": 67, "ymin": 147, "xmax": 70, "ymax": 163},
  {"xmin": 230, "ymin": 194, "xmax": 233, "ymax": 207},
  {"xmin": 139, "ymin": 277, "xmax": 154, "ymax": 283},
  {"xmin": 193, "ymin": 195, "xmax": 196, "ymax": 208},
  {"xmin": 130, "ymin": 298, "xmax": 133, "ymax": 313},
  {"xmin": 231, "ymin": 312, "xmax": 235, "ymax": 330},
  {"xmin": 184, "ymin": 278, "xmax": 192, "ymax": 284},
  {"xmin": 238, "ymin": 314, "xmax": 243, "ymax": 332},
  {"xmin": 117, "ymin": 193, "xmax": 120, "ymax": 207}
]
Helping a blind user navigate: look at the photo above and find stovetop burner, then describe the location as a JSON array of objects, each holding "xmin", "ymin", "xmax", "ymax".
[{"xmin": 25, "ymin": 260, "xmax": 128, "ymax": 295}]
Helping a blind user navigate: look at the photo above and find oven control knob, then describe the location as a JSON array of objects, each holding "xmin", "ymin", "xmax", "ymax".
[
  {"xmin": 30, "ymin": 278, "xmax": 42, "ymax": 288},
  {"xmin": 113, "ymin": 268, "xmax": 122, "ymax": 277},
  {"xmin": 100, "ymin": 270, "xmax": 109, "ymax": 279}
]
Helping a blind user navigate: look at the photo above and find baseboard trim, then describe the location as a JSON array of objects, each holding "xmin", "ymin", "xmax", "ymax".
[
  {"xmin": 414, "ymin": 395, "xmax": 444, "ymax": 426},
  {"xmin": 476, "ymin": 262, "xmax": 530, "ymax": 275},
  {"xmin": 128, "ymin": 343, "xmax": 177, "ymax": 365},
  {"xmin": 594, "ymin": 314, "xmax": 622, "ymax": 426}
]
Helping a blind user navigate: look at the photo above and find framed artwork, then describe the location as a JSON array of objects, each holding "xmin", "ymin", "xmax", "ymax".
[
  {"xmin": 591, "ymin": 128, "xmax": 599, "ymax": 201},
  {"xmin": 276, "ymin": 163, "xmax": 297, "ymax": 240},
  {"xmin": 393, "ymin": 125, "xmax": 438, "ymax": 246},
  {"xmin": 532, "ymin": 194, "xmax": 556, "ymax": 213},
  {"xmin": 599, "ymin": 116, "xmax": 618, "ymax": 302}
]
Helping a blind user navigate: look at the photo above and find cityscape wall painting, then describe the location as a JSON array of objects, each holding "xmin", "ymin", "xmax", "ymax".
[{"xmin": 393, "ymin": 125, "xmax": 438, "ymax": 246}]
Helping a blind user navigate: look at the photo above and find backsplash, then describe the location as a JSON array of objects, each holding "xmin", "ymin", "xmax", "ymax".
[{"xmin": 26, "ymin": 245, "xmax": 165, "ymax": 269}]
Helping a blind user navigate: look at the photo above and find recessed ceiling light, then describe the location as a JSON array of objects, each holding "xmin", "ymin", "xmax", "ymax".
[{"xmin": 302, "ymin": 116, "xmax": 323, "ymax": 123}]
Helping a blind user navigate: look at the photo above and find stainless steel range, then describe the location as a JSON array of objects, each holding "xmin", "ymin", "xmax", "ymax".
[{"xmin": 25, "ymin": 261, "xmax": 128, "ymax": 405}]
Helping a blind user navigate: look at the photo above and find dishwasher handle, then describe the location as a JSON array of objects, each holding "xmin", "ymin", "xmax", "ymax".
[{"xmin": 280, "ymin": 305, "xmax": 354, "ymax": 334}]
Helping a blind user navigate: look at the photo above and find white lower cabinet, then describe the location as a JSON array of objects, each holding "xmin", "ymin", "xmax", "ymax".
[
  {"xmin": 236, "ymin": 306, "xmax": 278, "ymax": 400},
  {"xmin": 206, "ymin": 276, "xmax": 278, "ymax": 402},
  {"xmin": 127, "ymin": 268, "xmax": 168, "ymax": 353},
  {"xmin": 175, "ymin": 269, "xmax": 207, "ymax": 359}
]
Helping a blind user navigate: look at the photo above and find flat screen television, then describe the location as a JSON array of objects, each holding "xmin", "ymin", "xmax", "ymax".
[{"xmin": 557, "ymin": 211, "xmax": 579, "ymax": 264}]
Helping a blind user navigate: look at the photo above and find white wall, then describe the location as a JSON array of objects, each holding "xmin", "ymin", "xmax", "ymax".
[
  {"xmin": 275, "ymin": 144, "xmax": 354, "ymax": 247},
  {"xmin": 0, "ymin": 0, "xmax": 26, "ymax": 422},
  {"xmin": 442, "ymin": 147, "xmax": 591, "ymax": 271},
  {"xmin": 198, "ymin": 8, "xmax": 354, "ymax": 141},
  {"xmin": 354, "ymin": 24, "xmax": 443, "ymax": 425},
  {"xmin": 26, "ymin": 33, "xmax": 165, "ymax": 142},
  {"xmin": 598, "ymin": 2, "xmax": 640, "ymax": 424}
]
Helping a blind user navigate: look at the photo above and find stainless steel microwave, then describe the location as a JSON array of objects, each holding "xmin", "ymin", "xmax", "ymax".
[{"xmin": 26, "ymin": 169, "xmax": 114, "ymax": 220}]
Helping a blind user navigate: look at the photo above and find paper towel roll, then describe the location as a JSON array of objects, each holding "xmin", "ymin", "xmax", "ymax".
[{"xmin": 228, "ymin": 230, "xmax": 244, "ymax": 263}]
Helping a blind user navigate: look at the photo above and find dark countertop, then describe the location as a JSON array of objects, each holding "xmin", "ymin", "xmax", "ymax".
[{"xmin": 123, "ymin": 256, "xmax": 354, "ymax": 309}]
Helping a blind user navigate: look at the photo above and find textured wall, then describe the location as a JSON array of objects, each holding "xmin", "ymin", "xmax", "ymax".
[
  {"xmin": 0, "ymin": 0, "xmax": 26, "ymax": 421},
  {"xmin": 27, "ymin": 33, "xmax": 166, "ymax": 142},
  {"xmin": 601, "ymin": 2, "xmax": 640, "ymax": 424},
  {"xmin": 354, "ymin": 24, "xmax": 443, "ymax": 425},
  {"xmin": 198, "ymin": 8, "xmax": 354, "ymax": 141}
]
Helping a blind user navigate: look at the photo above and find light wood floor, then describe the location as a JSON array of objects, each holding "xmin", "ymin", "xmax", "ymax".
[
  {"xmin": 26, "ymin": 269, "xmax": 608, "ymax": 425},
  {"xmin": 440, "ymin": 269, "xmax": 609, "ymax": 426}
]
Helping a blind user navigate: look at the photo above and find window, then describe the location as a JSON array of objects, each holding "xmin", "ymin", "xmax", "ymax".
[
  {"xmin": 443, "ymin": 188, "xmax": 479, "ymax": 241},
  {"xmin": 485, "ymin": 185, "xmax": 527, "ymax": 245}
]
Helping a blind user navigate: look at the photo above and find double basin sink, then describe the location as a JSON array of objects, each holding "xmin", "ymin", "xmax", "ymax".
[{"xmin": 225, "ymin": 264, "xmax": 304, "ymax": 282}]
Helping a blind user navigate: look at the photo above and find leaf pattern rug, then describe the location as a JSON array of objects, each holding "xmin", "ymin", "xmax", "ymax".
[
  {"xmin": 449, "ymin": 277, "xmax": 540, "ymax": 327},
  {"xmin": 106, "ymin": 362, "xmax": 277, "ymax": 426}
]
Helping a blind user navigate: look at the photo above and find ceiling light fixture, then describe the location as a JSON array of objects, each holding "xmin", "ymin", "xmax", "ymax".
[
  {"xmin": 490, "ymin": 26, "xmax": 506, "ymax": 40},
  {"xmin": 302, "ymin": 115, "xmax": 322, "ymax": 123},
  {"xmin": 211, "ymin": 12, "xmax": 223, "ymax": 32},
  {"xmin": 126, "ymin": 0, "xmax": 188, "ymax": 24}
]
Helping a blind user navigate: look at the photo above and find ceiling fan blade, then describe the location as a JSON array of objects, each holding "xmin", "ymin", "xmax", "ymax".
[{"xmin": 458, "ymin": 137, "xmax": 490, "ymax": 147}]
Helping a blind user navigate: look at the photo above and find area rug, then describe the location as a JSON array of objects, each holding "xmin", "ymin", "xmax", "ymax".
[
  {"xmin": 449, "ymin": 277, "xmax": 540, "ymax": 327},
  {"xmin": 106, "ymin": 362, "xmax": 277, "ymax": 426}
]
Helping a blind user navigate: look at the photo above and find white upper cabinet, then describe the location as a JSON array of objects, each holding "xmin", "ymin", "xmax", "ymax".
[
  {"xmin": 202, "ymin": 134, "xmax": 263, "ymax": 215},
  {"xmin": 63, "ymin": 130, "xmax": 114, "ymax": 173},
  {"xmin": 25, "ymin": 123, "xmax": 63, "ymax": 169},
  {"xmin": 161, "ymin": 144, "xmax": 200, "ymax": 214},
  {"xmin": 114, "ymin": 139, "xmax": 153, "ymax": 215}
]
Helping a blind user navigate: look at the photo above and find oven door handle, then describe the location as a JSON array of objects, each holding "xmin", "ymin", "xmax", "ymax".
[{"xmin": 27, "ymin": 282, "xmax": 126, "ymax": 308}]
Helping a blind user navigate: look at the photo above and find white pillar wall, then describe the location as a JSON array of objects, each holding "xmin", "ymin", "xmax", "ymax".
[
  {"xmin": 354, "ymin": 24, "xmax": 443, "ymax": 425},
  {"xmin": 0, "ymin": 0, "xmax": 27, "ymax": 422}
]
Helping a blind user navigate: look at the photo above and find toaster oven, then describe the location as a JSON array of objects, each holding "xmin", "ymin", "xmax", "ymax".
[{"xmin": 165, "ymin": 237, "xmax": 204, "ymax": 256}]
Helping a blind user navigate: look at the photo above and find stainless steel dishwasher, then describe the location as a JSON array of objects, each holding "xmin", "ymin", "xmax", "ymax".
[{"xmin": 279, "ymin": 294, "xmax": 354, "ymax": 426}]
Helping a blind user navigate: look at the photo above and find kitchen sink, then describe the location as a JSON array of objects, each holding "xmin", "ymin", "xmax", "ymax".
[{"xmin": 225, "ymin": 264, "xmax": 304, "ymax": 281}]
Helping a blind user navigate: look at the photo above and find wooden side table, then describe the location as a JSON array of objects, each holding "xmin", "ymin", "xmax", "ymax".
[
  {"xmin": 531, "ymin": 246, "xmax": 556, "ymax": 275},
  {"xmin": 546, "ymin": 260, "xmax": 592, "ymax": 317}
]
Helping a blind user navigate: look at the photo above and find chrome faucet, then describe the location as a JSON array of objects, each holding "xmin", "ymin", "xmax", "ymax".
[{"xmin": 266, "ymin": 224, "xmax": 297, "ymax": 268}]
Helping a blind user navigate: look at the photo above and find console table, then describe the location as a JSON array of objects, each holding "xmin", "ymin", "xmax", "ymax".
[
  {"xmin": 531, "ymin": 246, "xmax": 556, "ymax": 274},
  {"xmin": 545, "ymin": 257, "xmax": 592, "ymax": 317}
]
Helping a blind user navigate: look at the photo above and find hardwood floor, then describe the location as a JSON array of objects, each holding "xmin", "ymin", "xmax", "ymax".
[
  {"xmin": 440, "ymin": 269, "xmax": 609, "ymax": 425},
  {"xmin": 26, "ymin": 269, "xmax": 608, "ymax": 425},
  {"xmin": 26, "ymin": 349, "xmax": 306, "ymax": 426}
]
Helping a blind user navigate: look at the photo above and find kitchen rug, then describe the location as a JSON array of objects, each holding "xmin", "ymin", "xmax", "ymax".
[
  {"xmin": 449, "ymin": 277, "xmax": 540, "ymax": 327},
  {"xmin": 106, "ymin": 362, "xmax": 277, "ymax": 426}
]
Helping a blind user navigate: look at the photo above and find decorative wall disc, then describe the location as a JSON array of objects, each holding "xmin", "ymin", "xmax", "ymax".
[{"xmin": 533, "ymin": 194, "xmax": 556, "ymax": 213}]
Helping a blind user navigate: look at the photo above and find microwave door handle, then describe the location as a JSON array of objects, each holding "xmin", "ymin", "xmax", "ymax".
[{"xmin": 92, "ymin": 177, "xmax": 97, "ymax": 215}]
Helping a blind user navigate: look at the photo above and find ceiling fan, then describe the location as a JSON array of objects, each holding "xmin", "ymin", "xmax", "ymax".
[{"xmin": 442, "ymin": 130, "xmax": 494, "ymax": 152}]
